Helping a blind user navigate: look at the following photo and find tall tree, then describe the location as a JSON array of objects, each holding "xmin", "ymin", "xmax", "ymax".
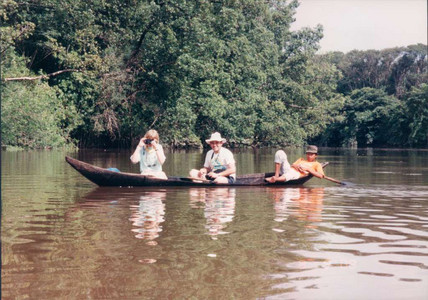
[
  {"xmin": 324, "ymin": 88, "xmax": 401, "ymax": 147},
  {"xmin": 404, "ymin": 84, "xmax": 428, "ymax": 147},
  {"xmin": 1, "ymin": 0, "xmax": 346, "ymax": 148}
]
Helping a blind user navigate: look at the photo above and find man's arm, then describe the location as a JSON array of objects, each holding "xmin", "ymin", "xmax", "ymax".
[
  {"xmin": 298, "ymin": 164, "xmax": 324, "ymax": 179},
  {"xmin": 217, "ymin": 163, "xmax": 236, "ymax": 177},
  {"xmin": 208, "ymin": 163, "xmax": 236, "ymax": 178},
  {"xmin": 130, "ymin": 139, "xmax": 145, "ymax": 164},
  {"xmin": 199, "ymin": 167, "xmax": 210, "ymax": 177},
  {"xmin": 291, "ymin": 158, "xmax": 303, "ymax": 173}
]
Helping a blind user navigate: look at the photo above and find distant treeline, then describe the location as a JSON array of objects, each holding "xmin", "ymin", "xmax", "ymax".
[{"xmin": 1, "ymin": 0, "xmax": 427, "ymax": 149}]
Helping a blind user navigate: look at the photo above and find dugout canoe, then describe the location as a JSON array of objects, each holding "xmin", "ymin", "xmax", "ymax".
[{"xmin": 66, "ymin": 156, "xmax": 328, "ymax": 187}]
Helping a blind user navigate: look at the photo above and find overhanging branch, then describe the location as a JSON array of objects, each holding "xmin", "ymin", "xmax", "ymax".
[{"xmin": 3, "ymin": 69, "xmax": 80, "ymax": 82}]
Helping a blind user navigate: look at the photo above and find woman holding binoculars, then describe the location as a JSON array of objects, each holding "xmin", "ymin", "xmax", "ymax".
[{"xmin": 130, "ymin": 129, "xmax": 167, "ymax": 179}]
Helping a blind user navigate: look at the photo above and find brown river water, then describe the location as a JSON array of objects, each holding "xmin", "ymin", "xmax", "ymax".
[{"xmin": 1, "ymin": 148, "xmax": 428, "ymax": 299}]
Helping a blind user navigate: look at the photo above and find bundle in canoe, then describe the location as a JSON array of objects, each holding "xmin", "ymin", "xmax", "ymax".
[{"xmin": 65, "ymin": 156, "xmax": 328, "ymax": 187}]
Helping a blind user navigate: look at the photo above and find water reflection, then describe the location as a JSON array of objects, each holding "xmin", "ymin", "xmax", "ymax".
[
  {"xmin": 68, "ymin": 187, "xmax": 168, "ymax": 246},
  {"xmin": 129, "ymin": 191, "xmax": 166, "ymax": 245},
  {"xmin": 189, "ymin": 188, "xmax": 236, "ymax": 240},
  {"xmin": 2, "ymin": 149, "xmax": 428, "ymax": 300},
  {"xmin": 269, "ymin": 187, "xmax": 324, "ymax": 228}
]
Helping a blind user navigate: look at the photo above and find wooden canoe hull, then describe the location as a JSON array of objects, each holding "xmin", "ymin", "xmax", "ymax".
[{"xmin": 66, "ymin": 156, "xmax": 327, "ymax": 187}]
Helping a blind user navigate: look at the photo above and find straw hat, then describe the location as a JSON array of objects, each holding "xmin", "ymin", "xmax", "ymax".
[
  {"xmin": 306, "ymin": 145, "xmax": 318, "ymax": 154},
  {"xmin": 205, "ymin": 132, "xmax": 226, "ymax": 144}
]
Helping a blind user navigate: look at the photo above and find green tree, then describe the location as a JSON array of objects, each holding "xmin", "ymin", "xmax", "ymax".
[
  {"xmin": 404, "ymin": 84, "xmax": 428, "ymax": 147},
  {"xmin": 386, "ymin": 45, "xmax": 427, "ymax": 98},
  {"xmin": 1, "ymin": 0, "xmax": 344, "ymax": 148},
  {"xmin": 124, "ymin": 0, "xmax": 333, "ymax": 147},
  {"xmin": 1, "ymin": 50, "xmax": 80, "ymax": 148},
  {"xmin": 338, "ymin": 88, "xmax": 401, "ymax": 147},
  {"xmin": 328, "ymin": 45, "xmax": 427, "ymax": 98}
]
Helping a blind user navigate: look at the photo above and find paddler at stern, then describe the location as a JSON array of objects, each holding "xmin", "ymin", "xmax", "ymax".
[{"xmin": 266, "ymin": 145, "xmax": 324, "ymax": 183}]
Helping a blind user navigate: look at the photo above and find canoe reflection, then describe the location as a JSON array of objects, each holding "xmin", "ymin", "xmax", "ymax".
[
  {"xmin": 189, "ymin": 188, "xmax": 236, "ymax": 240},
  {"xmin": 269, "ymin": 187, "xmax": 324, "ymax": 228},
  {"xmin": 128, "ymin": 191, "xmax": 166, "ymax": 244}
]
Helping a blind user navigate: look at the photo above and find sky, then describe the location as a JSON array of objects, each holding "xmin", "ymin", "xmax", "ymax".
[{"xmin": 290, "ymin": 0, "xmax": 427, "ymax": 53}]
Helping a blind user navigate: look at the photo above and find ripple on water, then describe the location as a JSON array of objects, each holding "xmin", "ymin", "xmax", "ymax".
[
  {"xmin": 2, "ymin": 150, "xmax": 428, "ymax": 300},
  {"xmin": 267, "ymin": 182, "xmax": 428, "ymax": 298}
]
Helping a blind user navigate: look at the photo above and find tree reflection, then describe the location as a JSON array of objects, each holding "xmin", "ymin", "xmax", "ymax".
[
  {"xmin": 129, "ymin": 191, "xmax": 166, "ymax": 245},
  {"xmin": 269, "ymin": 187, "xmax": 324, "ymax": 228},
  {"xmin": 189, "ymin": 188, "xmax": 236, "ymax": 240}
]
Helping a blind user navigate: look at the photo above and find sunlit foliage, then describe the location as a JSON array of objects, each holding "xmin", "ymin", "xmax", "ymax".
[{"xmin": 1, "ymin": 1, "xmax": 426, "ymax": 149}]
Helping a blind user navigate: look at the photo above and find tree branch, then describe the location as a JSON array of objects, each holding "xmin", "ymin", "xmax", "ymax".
[
  {"xmin": 3, "ymin": 69, "xmax": 80, "ymax": 82},
  {"xmin": 130, "ymin": 18, "xmax": 158, "ymax": 60}
]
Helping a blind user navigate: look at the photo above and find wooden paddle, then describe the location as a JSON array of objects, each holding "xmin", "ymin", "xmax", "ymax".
[{"xmin": 324, "ymin": 176, "xmax": 347, "ymax": 185}]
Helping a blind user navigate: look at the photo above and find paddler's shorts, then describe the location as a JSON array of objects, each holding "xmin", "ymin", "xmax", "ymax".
[{"xmin": 283, "ymin": 168, "xmax": 303, "ymax": 181}]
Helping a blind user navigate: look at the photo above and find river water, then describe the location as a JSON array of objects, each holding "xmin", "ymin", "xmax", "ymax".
[{"xmin": 1, "ymin": 148, "xmax": 428, "ymax": 299}]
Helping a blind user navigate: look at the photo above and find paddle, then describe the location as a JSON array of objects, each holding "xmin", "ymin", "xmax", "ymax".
[{"xmin": 323, "ymin": 176, "xmax": 347, "ymax": 185}]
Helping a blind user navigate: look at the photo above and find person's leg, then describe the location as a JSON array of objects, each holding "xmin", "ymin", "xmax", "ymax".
[
  {"xmin": 213, "ymin": 176, "xmax": 229, "ymax": 184},
  {"xmin": 189, "ymin": 169, "xmax": 201, "ymax": 178},
  {"xmin": 284, "ymin": 168, "xmax": 301, "ymax": 181},
  {"xmin": 275, "ymin": 150, "xmax": 290, "ymax": 173},
  {"xmin": 266, "ymin": 175, "xmax": 278, "ymax": 183},
  {"xmin": 156, "ymin": 171, "xmax": 168, "ymax": 180},
  {"xmin": 275, "ymin": 150, "xmax": 287, "ymax": 162},
  {"xmin": 142, "ymin": 170, "xmax": 168, "ymax": 179},
  {"xmin": 227, "ymin": 176, "xmax": 236, "ymax": 184},
  {"xmin": 266, "ymin": 150, "xmax": 290, "ymax": 182},
  {"xmin": 268, "ymin": 168, "xmax": 301, "ymax": 183}
]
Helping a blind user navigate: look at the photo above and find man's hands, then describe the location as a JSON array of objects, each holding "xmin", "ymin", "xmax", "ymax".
[
  {"xmin": 137, "ymin": 138, "xmax": 145, "ymax": 148},
  {"xmin": 293, "ymin": 163, "xmax": 309, "ymax": 173},
  {"xmin": 292, "ymin": 163, "xmax": 324, "ymax": 178},
  {"xmin": 150, "ymin": 140, "xmax": 158, "ymax": 149},
  {"xmin": 207, "ymin": 171, "xmax": 219, "ymax": 179},
  {"xmin": 198, "ymin": 168, "xmax": 208, "ymax": 177},
  {"xmin": 138, "ymin": 138, "xmax": 158, "ymax": 149}
]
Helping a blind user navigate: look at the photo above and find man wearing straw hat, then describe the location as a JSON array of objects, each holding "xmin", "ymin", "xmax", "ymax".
[
  {"xmin": 189, "ymin": 132, "xmax": 236, "ymax": 184},
  {"xmin": 266, "ymin": 145, "xmax": 325, "ymax": 183}
]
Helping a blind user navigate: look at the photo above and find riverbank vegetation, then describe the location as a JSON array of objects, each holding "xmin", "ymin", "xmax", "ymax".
[{"xmin": 1, "ymin": 0, "xmax": 427, "ymax": 149}]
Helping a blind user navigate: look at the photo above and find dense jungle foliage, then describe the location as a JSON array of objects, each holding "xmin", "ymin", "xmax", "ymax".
[{"xmin": 1, "ymin": 0, "xmax": 427, "ymax": 149}]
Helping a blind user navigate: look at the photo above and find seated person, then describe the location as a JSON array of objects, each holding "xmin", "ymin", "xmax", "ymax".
[
  {"xmin": 266, "ymin": 145, "xmax": 324, "ymax": 183},
  {"xmin": 130, "ymin": 129, "xmax": 167, "ymax": 179},
  {"xmin": 189, "ymin": 132, "xmax": 236, "ymax": 184}
]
